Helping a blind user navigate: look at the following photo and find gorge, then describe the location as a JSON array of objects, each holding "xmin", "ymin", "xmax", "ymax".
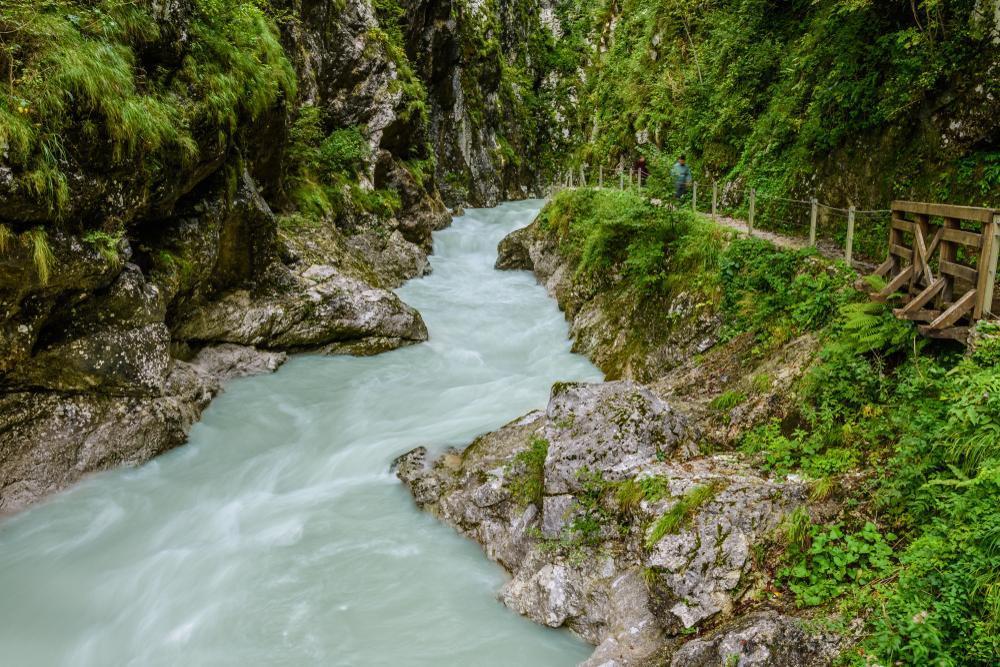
[{"xmin": 1, "ymin": 0, "xmax": 997, "ymax": 665}]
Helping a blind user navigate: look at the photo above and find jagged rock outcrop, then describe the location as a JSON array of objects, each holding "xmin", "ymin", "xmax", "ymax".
[
  {"xmin": 173, "ymin": 265, "xmax": 427, "ymax": 354},
  {"xmin": 396, "ymin": 381, "xmax": 838, "ymax": 665},
  {"xmin": 0, "ymin": 362, "xmax": 216, "ymax": 514}
]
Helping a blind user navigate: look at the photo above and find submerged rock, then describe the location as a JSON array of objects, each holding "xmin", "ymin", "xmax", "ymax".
[
  {"xmin": 190, "ymin": 344, "xmax": 288, "ymax": 382},
  {"xmin": 397, "ymin": 380, "xmax": 829, "ymax": 665}
]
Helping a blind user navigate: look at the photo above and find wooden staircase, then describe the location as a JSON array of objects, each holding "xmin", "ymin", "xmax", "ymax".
[{"xmin": 864, "ymin": 201, "xmax": 1000, "ymax": 342}]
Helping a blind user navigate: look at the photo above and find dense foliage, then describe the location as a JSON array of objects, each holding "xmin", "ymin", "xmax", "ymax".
[{"xmin": 550, "ymin": 0, "xmax": 998, "ymax": 212}]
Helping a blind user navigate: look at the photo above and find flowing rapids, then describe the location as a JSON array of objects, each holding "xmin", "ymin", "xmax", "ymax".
[{"xmin": 0, "ymin": 200, "xmax": 604, "ymax": 666}]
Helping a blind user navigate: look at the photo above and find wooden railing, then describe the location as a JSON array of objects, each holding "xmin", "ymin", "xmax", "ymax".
[{"xmin": 866, "ymin": 201, "xmax": 1000, "ymax": 341}]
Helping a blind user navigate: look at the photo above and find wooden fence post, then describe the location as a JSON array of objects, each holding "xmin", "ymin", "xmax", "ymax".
[
  {"xmin": 712, "ymin": 181, "xmax": 718, "ymax": 219},
  {"xmin": 569, "ymin": 169, "xmax": 574, "ymax": 188},
  {"xmin": 809, "ymin": 198, "xmax": 818, "ymax": 247},
  {"xmin": 748, "ymin": 189, "xmax": 756, "ymax": 237},
  {"xmin": 692, "ymin": 182, "xmax": 698, "ymax": 212},
  {"xmin": 599, "ymin": 166, "xmax": 604, "ymax": 189},
  {"xmin": 580, "ymin": 165, "xmax": 586, "ymax": 188},
  {"xmin": 845, "ymin": 205, "xmax": 856, "ymax": 265},
  {"xmin": 974, "ymin": 216, "xmax": 1000, "ymax": 319},
  {"xmin": 620, "ymin": 169, "xmax": 624, "ymax": 190}
]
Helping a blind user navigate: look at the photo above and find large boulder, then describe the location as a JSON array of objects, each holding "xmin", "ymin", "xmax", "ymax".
[
  {"xmin": 172, "ymin": 264, "xmax": 427, "ymax": 352},
  {"xmin": 543, "ymin": 381, "xmax": 693, "ymax": 495}
]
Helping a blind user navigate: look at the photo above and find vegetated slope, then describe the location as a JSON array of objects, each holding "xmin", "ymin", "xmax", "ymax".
[
  {"xmin": 543, "ymin": 0, "xmax": 998, "ymax": 212},
  {"xmin": 496, "ymin": 188, "xmax": 1000, "ymax": 665}
]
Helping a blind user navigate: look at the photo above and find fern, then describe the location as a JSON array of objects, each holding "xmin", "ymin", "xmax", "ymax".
[{"xmin": 832, "ymin": 301, "xmax": 917, "ymax": 356}]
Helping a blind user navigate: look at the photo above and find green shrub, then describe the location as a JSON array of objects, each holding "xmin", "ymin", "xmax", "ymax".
[
  {"xmin": 709, "ymin": 390, "xmax": 746, "ymax": 411},
  {"xmin": 82, "ymin": 230, "xmax": 124, "ymax": 268},
  {"xmin": 319, "ymin": 128, "xmax": 370, "ymax": 176},
  {"xmin": 780, "ymin": 521, "xmax": 895, "ymax": 607},
  {"xmin": 864, "ymin": 465, "xmax": 1000, "ymax": 665},
  {"xmin": 539, "ymin": 188, "xmax": 724, "ymax": 299}
]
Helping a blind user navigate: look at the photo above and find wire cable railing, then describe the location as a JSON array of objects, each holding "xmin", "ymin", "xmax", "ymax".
[{"xmin": 550, "ymin": 166, "xmax": 892, "ymax": 268}]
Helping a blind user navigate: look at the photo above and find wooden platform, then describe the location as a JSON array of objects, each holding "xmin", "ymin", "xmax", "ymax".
[{"xmin": 863, "ymin": 201, "xmax": 1000, "ymax": 343}]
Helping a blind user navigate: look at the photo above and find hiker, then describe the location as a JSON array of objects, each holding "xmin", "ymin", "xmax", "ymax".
[
  {"xmin": 671, "ymin": 154, "xmax": 692, "ymax": 200},
  {"xmin": 633, "ymin": 156, "xmax": 649, "ymax": 187}
]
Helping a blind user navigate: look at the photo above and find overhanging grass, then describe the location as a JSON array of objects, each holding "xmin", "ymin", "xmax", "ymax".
[{"xmin": 0, "ymin": 0, "xmax": 294, "ymax": 217}]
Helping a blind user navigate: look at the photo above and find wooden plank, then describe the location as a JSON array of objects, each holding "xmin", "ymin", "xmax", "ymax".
[
  {"xmin": 892, "ymin": 201, "xmax": 997, "ymax": 224},
  {"xmin": 927, "ymin": 288, "xmax": 977, "ymax": 329},
  {"xmin": 939, "ymin": 217, "xmax": 960, "ymax": 307},
  {"xmin": 974, "ymin": 221, "xmax": 999, "ymax": 319},
  {"xmin": 940, "ymin": 227, "xmax": 982, "ymax": 249},
  {"xmin": 896, "ymin": 308, "xmax": 942, "ymax": 322},
  {"xmin": 913, "ymin": 221, "xmax": 933, "ymax": 283},
  {"xmin": 891, "ymin": 217, "xmax": 914, "ymax": 233},
  {"xmin": 873, "ymin": 257, "xmax": 893, "ymax": 278},
  {"xmin": 890, "ymin": 244, "xmax": 913, "ymax": 260},
  {"xmin": 896, "ymin": 278, "xmax": 946, "ymax": 316},
  {"xmin": 939, "ymin": 260, "xmax": 978, "ymax": 284},
  {"xmin": 872, "ymin": 265, "xmax": 913, "ymax": 301}
]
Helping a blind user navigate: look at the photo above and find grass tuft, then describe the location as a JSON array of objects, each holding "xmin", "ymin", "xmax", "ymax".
[
  {"xmin": 508, "ymin": 437, "xmax": 549, "ymax": 507},
  {"xmin": 645, "ymin": 482, "xmax": 722, "ymax": 549},
  {"xmin": 26, "ymin": 228, "xmax": 55, "ymax": 284}
]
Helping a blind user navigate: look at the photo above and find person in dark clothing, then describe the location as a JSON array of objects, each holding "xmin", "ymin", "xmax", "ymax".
[
  {"xmin": 671, "ymin": 154, "xmax": 692, "ymax": 200},
  {"xmin": 634, "ymin": 156, "xmax": 649, "ymax": 187}
]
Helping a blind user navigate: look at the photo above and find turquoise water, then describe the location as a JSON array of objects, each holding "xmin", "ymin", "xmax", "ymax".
[{"xmin": 0, "ymin": 200, "xmax": 603, "ymax": 666}]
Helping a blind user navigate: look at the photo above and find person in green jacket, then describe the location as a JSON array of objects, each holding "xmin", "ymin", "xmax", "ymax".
[{"xmin": 671, "ymin": 155, "xmax": 692, "ymax": 200}]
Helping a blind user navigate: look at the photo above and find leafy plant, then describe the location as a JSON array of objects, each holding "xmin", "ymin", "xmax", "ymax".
[
  {"xmin": 830, "ymin": 300, "xmax": 918, "ymax": 357},
  {"xmin": 781, "ymin": 521, "xmax": 895, "ymax": 607},
  {"xmin": 82, "ymin": 230, "xmax": 124, "ymax": 268}
]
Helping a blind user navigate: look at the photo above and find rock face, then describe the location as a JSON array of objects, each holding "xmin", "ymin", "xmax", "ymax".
[
  {"xmin": 396, "ymin": 381, "xmax": 839, "ymax": 665},
  {"xmin": 403, "ymin": 0, "xmax": 559, "ymax": 206},
  {"xmin": 0, "ymin": 363, "xmax": 217, "ymax": 514},
  {"xmin": 0, "ymin": 0, "xmax": 455, "ymax": 511},
  {"xmin": 496, "ymin": 219, "xmax": 720, "ymax": 382}
]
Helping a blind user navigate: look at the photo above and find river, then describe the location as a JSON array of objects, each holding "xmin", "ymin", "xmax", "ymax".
[{"xmin": 0, "ymin": 199, "xmax": 604, "ymax": 665}]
